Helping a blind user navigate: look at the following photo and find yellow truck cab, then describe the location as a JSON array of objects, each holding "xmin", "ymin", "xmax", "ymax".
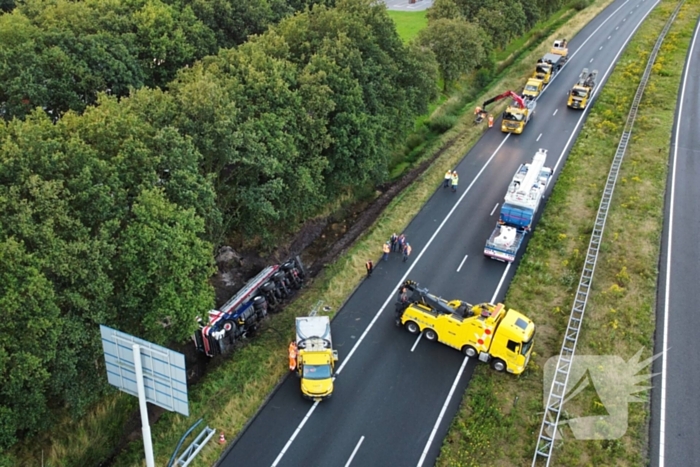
[
  {"xmin": 568, "ymin": 68, "xmax": 598, "ymax": 109},
  {"xmin": 501, "ymin": 97, "xmax": 536, "ymax": 135},
  {"xmin": 295, "ymin": 316, "xmax": 338, "ymax": 401},
  {"xmin": 395, "ymin": 281, "xmax": 535, "ymax": 374},
  {"xmin": 532, "ymin": 53, "xmax": 565, "ymax": 85},
  {"xmin": 522, "ymin": 78, "xmax": 544, "ymax": 99}
]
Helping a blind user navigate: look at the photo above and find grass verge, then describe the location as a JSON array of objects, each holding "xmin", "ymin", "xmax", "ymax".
[
  {"xmin": 435, "ymin": 0, "xmax": 700, "ymax": 466},
  {"xmin": 7, "ymin": 0, "xmax": 619, "ymax": 466},
  {"xmin": 386, "ymin": 10, "xmax": 428, "ymax": 43}
]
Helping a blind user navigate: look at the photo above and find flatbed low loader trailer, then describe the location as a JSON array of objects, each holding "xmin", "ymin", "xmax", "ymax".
[
  {"xmin": 484, "ymin": 148, "xmax": 553, "ymax": 262},
  {"xmin": 395, "ymin": 281, "xmax": 535, "ymax": 374}
]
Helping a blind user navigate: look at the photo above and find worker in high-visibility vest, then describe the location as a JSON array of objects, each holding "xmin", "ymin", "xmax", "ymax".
[
  {"xmin": 488, "ymin": 114, "xmax": 494, "ymax": 128},
  {"xmin": 451, "ymin": 171, "xmax": 459, "ymax": 193},
  {"xmin": 382, "ymin": 241, "xmax": 391, "ymax": 261},
  {"xmin": 444, "ymin": 170, "xmax": 452, "ymax": 188},
  {"xmin": 288, "ymin": 341, "xmax": 298, "ymax": 371}
]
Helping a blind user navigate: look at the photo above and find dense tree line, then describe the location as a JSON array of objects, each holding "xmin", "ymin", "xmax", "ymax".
[
  {"xmin": 0, "ymin": 0, "xmax": 587, "ymax": 458},
  {"xmin": 419, "ymin": 0, "xmax": 571, "ymax": 88},
  {"xmin": 0, "ymin": 0, "xmax": 329, "ymax": 120},
  {"xmin": 0, "ymin": 0, "xmax": 436, "ymax": 455}
]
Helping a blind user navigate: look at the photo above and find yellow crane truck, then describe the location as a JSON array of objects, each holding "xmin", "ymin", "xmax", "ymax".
[
  {"xmin": 394, "ymin": 281, "xmax": 535, "ymax": 374},
  {"xmin": 481, "ymin": 90, "xmax": 536, "ymax": 135},
  {"xmin": 293, "ymin": 316, "xmax": 338, "ymax": 401},
  {"xmin": 568, "ymin": 68, "xmax": 598, "ymax": 109}
]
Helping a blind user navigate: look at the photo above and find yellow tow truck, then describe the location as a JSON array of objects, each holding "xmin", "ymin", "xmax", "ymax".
[
  {"xmin": 568, "ymin": 68, "xmax": 598, "ymax": 109},
  {"xmin": 394, "ymin": 281, "xmax": 535, "ymax": 374}
]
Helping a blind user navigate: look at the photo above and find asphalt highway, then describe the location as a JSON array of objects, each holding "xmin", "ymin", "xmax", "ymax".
[
  {"xmin": 217, "ymin": 1, "xmax": 662, "ymax": 465},
  {"xmin": 649, "ymin": 15, "xmax": 700, "ymax": 467}
]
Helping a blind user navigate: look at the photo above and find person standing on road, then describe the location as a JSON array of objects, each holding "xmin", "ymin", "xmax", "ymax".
[
  {"xmin": 451, "ymin": 171, "xmax": 459, "ymax": 193},
  {"xmin": 397, "ymin": 234, "xmax": 406, "ymax": 253},
  {"xmin": 288, "ymin": 341, "xmax": 298, "ymax": 371},
  {"xmin": 403, "ymin": 243, "xmax": 412, "ymax": 262},
  {"xmin": 382, "ymin": 241, "xmax": 391, "ymax": 261},
  {"xmin": 366, "ymin": 259, "xmax": 374, "ymax": 277},
  {"xmin": 390, "ymin": 232, "xmax": 398, "ymax": 252},
  {"xmin": 444, "ymin": 170, "xmax": 452, "ymax": 188}
]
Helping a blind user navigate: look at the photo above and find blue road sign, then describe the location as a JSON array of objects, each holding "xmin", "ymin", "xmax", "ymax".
[{"xmin": 100, "ymin": 325, "xmax": 189, "ymax": 416}]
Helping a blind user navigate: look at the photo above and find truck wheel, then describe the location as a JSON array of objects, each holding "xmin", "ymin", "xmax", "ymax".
[
  {"xmin": 491, "ymin": 358, "xmax": 507, "ymax": 372},
  {"xmin": 405, "ymin": 321, "xmax": 420, "ymax": 334},
  {"xmin": 424, "ymin": 329, "xmax": 438, "ymax": 342},
  {"xmin": 461, "ymin": 345, "xmax": 477, "ymax": 358}
]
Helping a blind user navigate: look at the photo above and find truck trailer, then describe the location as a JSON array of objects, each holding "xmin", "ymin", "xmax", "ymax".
[{"xmin": 484, "ymin": 149, "xmax": 553, "ymax": 262}]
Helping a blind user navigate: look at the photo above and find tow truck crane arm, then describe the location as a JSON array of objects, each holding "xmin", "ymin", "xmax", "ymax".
[
  {"xmin": 399, "ymin": 280, "xmax": 464, "ymax": 316},
  {"xmin": 482, "ymin": 90, "xmax": 526, "ymax": 110}
]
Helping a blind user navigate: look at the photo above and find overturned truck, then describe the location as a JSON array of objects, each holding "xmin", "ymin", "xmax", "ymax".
[{"xmin": 193, "ymin": 257, "xmax": 306, "ymax": 357}]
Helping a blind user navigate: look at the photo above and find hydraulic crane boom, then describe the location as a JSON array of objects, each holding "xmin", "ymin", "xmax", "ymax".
[{"xmin": 482, "ymin": 90, "xmax": 526, "ymax": 110}]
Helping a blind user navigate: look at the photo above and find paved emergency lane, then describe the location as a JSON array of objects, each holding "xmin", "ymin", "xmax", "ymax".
[
  {"xmin": 650, "ymin": 15, "xmax": 700, "ymax": 467},
  {"xmin": 217, "ymin": 1, "xmax": 660, "ymax": 465}
]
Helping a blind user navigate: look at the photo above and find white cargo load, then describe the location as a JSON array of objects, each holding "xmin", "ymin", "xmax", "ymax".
[{"xmin": 295, "ymin": 316, "xmax": 332, "ymax": 351}]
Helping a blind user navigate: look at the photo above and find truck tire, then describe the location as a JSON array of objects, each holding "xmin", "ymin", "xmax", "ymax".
[
  {"xmin": 424, "ymin": 329, "xmax": 438, "ymax": 342},
  {"xmin": 461, "ymin": 345, "xmax": 477, "ymax": 358},
  {"xmin": 491, "ymin": 358, "xmax": 507, "ymax": 372},
  {"xmin": 405, "ymin": 321, "xmax": 420, "ymax": 334}
]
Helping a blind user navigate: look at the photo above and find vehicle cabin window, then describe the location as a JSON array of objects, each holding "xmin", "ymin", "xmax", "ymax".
[{"xmin": 507, "ymin": 340, "xmax": 519, "ymax": 353}]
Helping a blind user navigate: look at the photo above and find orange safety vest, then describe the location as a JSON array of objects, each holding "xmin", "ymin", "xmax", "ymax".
[
  {"xmin": 288, "ymin": 342, "xmax": 298, "ymax": 371},
  {"xmin": 488, "ymin": 115, "xmax": 494, "ymax": 128}
]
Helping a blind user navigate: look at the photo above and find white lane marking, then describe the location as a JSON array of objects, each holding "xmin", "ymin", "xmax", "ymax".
[
  {"xmin": 553, "ymin": 0, "xmax": 660, "ymax": 175},
  {"xmin": 490, "ymin": 203, "xmax": 500, "ymax": 216},
  {"xmin": 416, "ymin": 356, "xmax": 470, "ymax": 467},
  {"xmin": 344, "ymin": 436, "xmax": 365, "ymax": 467},
  {"xmin": 623, "ymin": 17, "xmax": 627, "ymax": 21},
  {"xmin": 456, "ymin": 255, "xmax": 469, "ymax": 272},
  {"xmin": 270, "ymin": 401, "xmax": 320, "ymax": 467},
  {"xmin": 553, "ymin": 109, "xmax": 558, "ymax": 116},
  {"xmin": 617, "ymin": 26, "xmax": 620, "ymax": 29},
  {"xmin": 410, "ymin": 333, "xmax": 423, "ymax": 352},
  {"xmin": 537, "ymin": 133, "xmax": 542, "ymax": 141},
  {"xmin": 590, "ymin": 58, "xmax": 595, "ymax": 62},
  {"xmin": 609, "ymin": 35, "xmax": 612, "ymax": 39},
  {"xmin": 660, "ymin": 13, "xmax": 700, "ymax": 467},
  {"xmin": 335, "ymin": 134, "xmax": 511, "ymax": 376},
  {"xmin": 600, "ymin": 46, "xmax": 604, "ymax": 50},
  {"xmin": 491, "ymin": 263, "xmax": 512, "ymax": 303}
]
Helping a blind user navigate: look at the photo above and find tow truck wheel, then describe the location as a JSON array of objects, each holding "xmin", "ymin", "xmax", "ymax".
[
  {"xmin": 405, "ymin": 321, "xmax": 420, "ymax": 334},
  {"xmin": 424, "ymin": 329, "xmax": 438, "ymax": 342},
  {"xmin": 491, "ymin": 358, "xmax": 507, "ymax": 372},
  {"xmin": 461, "ymin": 345, "xmax": 477, "ymax": 358}
]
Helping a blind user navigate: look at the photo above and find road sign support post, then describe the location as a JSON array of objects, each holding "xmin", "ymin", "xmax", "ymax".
[{"xmin": 133, "ymin": 344, "xmax": 156, "ymax": 467}]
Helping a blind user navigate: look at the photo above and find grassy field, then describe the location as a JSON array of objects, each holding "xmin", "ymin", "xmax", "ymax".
[
  {"xmin": 386, "ymin": 10, "xmax": 428, "ymax": 43},
  {"xmin": 7, "ymin": 1, "xmax": 621, "ymax": 466},
  {"xmin": 435, "ymin": 0, "xmax": 700, "ymax": 466}
]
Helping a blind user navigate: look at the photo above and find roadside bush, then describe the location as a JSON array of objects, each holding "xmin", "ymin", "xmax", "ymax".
[{"xmin": 427, "ymin": 114, "xmax": 458, "ymax": 132}]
